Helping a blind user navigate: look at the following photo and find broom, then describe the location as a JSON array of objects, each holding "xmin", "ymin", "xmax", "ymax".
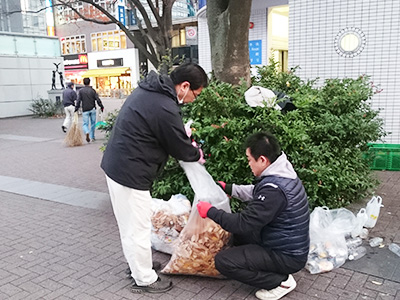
[{"xmin": 64, "ymin": 112, "xmax": 83, "ymax": 147}]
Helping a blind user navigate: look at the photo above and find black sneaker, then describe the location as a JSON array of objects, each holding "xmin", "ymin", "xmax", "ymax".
[
  {"xmin": 86, "ymin": 133, "xmax": 90, "ymax": 143},
  {"xmin": 131, "ymin": 277, "xmax": 173, "ymax": 294},
  {"xmin": 62, "ymin": 126, "xmax": 66, "ymax": 133},
  {"xmin": 125, "ymin": 261, "xmax": 162, "ymax": 278}
]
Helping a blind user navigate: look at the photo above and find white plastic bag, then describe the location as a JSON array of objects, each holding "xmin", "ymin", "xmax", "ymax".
[
  {"xmin": 350, "ymin": 208, "xmax": 368, "ymax": 238},
  {"xmin": 244, "ymin": 86, "xmax": 281, "ymax": 110},
  {"xmin": 151, "ymin": 194, "xmax": 191, "ymax": 254},
  {"xmin": 161, "ymin": 161, "xmax": 231, "ymax": 277},
  {"xmin": 364, "ymin": 196, "xmax": 383, "ymax": 228}
]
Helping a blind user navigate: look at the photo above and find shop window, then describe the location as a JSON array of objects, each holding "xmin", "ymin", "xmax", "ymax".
[
  {"xmin": 171, "ymin": 28, "xmax": 187, "ymax": 47},
  {"xmin": 60, "ymin": 34, "xmax": 86, "ymax": 55},
  {"xmin": 267, "ymin": 5, "xmax": 289, "ymax": 71},
  {"xmin": 91, "ymin": 30, "xmax": 127, "ymax": 52}
]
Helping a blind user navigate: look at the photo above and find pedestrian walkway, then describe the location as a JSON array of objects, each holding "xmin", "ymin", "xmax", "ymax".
[{"xmin": 0, "ymin": 108, "xmax": 399, "ymax": 299}]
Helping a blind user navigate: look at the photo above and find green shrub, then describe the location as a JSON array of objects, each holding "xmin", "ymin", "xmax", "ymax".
[
  {"xmin": 29, "ymin": 98, "xmax": 63, "ymax": 117},
  {"xmin": 152, "ymin": 62, "xmax": 386, "ymax": 209},
  {"xmin": 97, "ymin": 109, "xmax": 120, "ymax": 152}
]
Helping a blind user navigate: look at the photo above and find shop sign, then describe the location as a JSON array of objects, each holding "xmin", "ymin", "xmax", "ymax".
[
  {"xmin": 118, "ymin": 6, "xmax": 126, "ymax": 26},
  {"xmin": 186, "ymin": 26, "xmax": 198, "ymax": 45},
  {"xmin": 97, "ymin": 58, "xmax": 123, "ymax": 68},
  {"xmin": 63, "ymin": 54, "xmax": 88, "ymax": 70},
  {"xmin": 249, "ymin": 40, "xmax": 262, "ymax": 65}
]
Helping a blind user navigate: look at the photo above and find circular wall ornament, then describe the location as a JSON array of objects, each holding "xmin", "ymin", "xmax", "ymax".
[{"xmin": 334, "ymin": 27, "xmax": 366, "ymax": 58}]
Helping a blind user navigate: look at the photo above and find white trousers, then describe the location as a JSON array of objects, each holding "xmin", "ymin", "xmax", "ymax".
[
  {"xmin": 105, "ymin": 175, "xmax": 158, "ymax": 286},
  {"xmin": 63, "ymin": 105, "xmax": 75, "ymax": 129}
]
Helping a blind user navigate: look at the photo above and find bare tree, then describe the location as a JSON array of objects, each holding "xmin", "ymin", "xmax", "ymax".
[
  {"xmin": 207, "ymin": 0, "xmax": 252, "ymax": 86},
  {"xmin": 52, "ymin": 0, "xmax": 177, "ymax": 69}
]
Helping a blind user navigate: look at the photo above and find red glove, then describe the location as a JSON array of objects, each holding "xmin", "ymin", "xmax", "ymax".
[
  {"xmin": 197, "ymin": 201, "xmax": 212, "ymax": 218},
  {"xmin": 217, "ymin": 181, "xmax": 226, "ymax": 190}
]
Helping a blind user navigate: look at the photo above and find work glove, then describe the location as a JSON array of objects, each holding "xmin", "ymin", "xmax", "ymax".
[
  {"xmin": 184, "ymin": 120, "xmax": 193, "ymax": 138},
  {"xmin": 198, "ymin": 148, "xmax": 206, "ymax": 165},
  {"xmin": 197, "ymin": 201, "xmax": 212, "ymax": 218},
  {"xmin": 216, "ymin": 181, "xmax": 233, "ymax": 196}
]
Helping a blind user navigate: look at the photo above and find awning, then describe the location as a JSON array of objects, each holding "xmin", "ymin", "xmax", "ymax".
[{"xmin": 81, "ymin": 67, "xmax": 130, "ymax": 78}]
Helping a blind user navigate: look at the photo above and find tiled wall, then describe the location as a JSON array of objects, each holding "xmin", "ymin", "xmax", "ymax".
[
  {"xmin": 289, "ymin": 0, "xmax": 400, "ymax": 143},
  {"xmin": 198, "ymin": 0, "xmax": 287, "ymax": 75},
  {"xmin": 249, "ymin": 9, "xmax": 268, "ymax": 69}
]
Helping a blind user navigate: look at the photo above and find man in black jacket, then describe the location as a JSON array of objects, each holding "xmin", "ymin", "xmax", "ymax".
[
  {"xmin": 61, "ymin": 82, "xmax": 77, "ymax": 132},
  {"xmin": 197, "ymin": 132, "xmax": 310, "ymax": 300},
  {"xmin": 101, "ymin": 63, "xmax": 208, "ymax": 294},
  {"xmin": 75, "ymin": 78, "xmax": 104, "ymax": 142}
]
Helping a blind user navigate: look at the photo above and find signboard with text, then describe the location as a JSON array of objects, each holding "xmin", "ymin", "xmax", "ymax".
[
  {"xmin": 249, "ymin": 40, "xmax": 262, "ymax": 65},
  {"xmin": 63, "ymin": 54, "xmax": 88, "ymax": 70},
  {"xmin": 97, "ymin": 58, "xmax": 123, "ymax": 68},
  {"xmin": 118, "ymin": 6, "xmax": 126, "ymax": 26}
]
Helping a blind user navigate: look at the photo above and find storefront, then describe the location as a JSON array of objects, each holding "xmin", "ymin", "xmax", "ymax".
[
  {"xmin": 81, "ymin": 65, "xmax": 131, "ymax": 97},
  {"xmin": 63, "ymin": 53, "xmax": 88, "ymax": 85},
  {"xmin": 86, "ymin": 48, "xmax": 139, "ymax": 98}
]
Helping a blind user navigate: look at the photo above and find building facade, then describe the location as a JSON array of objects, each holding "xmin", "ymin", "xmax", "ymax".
[
  {"xmin": 197, "ymin": 0, "xmax": 400, "ymax": 144},
  {"xmin": 0, "ymin": 32, "xmax": 63, "ymax": 118},
  {"xmin": 55, "ymin": 0, "xmax": 199, "ymax": 97},
  {"xmin": 0, "ymin": 0, "xmax": 51, "ymax": 35}
]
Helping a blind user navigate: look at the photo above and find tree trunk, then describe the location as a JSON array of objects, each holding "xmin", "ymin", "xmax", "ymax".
[{"xmin": 207, "ymin": 0, "xmax": 252, "ymax": 86}]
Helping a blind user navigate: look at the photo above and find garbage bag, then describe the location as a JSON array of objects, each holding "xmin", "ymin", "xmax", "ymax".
[
  {"xmin": 151, "ymin": 194, "xmax": 191, "ymax": 255},
  {"xmin": 161, "ymin": 161, "xmax": 231, "ymax": 277}
]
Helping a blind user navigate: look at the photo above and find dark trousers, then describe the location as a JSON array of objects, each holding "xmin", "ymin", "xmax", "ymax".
[{"xmin": 215, "ymin": 234, "xmax": 306, "ymax": 290}]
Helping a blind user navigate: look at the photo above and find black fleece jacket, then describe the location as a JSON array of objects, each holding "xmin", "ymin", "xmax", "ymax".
[{"xmin": 101, "ymin": 71, "xmax": 200, "ymax": 190}]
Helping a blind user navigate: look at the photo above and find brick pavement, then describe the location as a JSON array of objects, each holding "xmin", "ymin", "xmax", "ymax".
[{"xmin": 0, "ymin": 103, "xmax": 399, "ymax": 299}]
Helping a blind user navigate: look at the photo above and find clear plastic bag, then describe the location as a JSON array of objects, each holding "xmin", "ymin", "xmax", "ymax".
[
  {"xmin": 329, "ymin": 208, "xmax": 357, "ymax": 237},
  {"xmin": 161, "ymin": 162, "xmax": 231, "ymax": 277},
  {"xmin": 350, "ymin": 208, "xmax": 368, "ymax": 238},
  {"xmin": 306, "ymin": 207, "xmax": 349, "ymax": 274},
  {"xmin": 151, "ymin": 194, "xmax": 191, "ymax": 255}
]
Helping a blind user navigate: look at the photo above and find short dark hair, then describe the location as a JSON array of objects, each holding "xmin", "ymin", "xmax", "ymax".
[
  {"xmin": 67, "ymin": 82, "xmax": 74, "ymax": 88},
  {"xmin": 170, "ymin": 63, "xmax": 208, "ymax": 90},
  {"xmin": 83, "ymin": 78, "xmax": 90, "ymax": 85},
  {"xmin": 245, "ymin": 132, "xmax": 281, "ymax": 163}
]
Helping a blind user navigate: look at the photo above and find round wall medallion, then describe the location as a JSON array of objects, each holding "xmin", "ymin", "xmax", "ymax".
[{"xmin": 334, "ymin": 27, "xmax": 366, "ymax": 58}]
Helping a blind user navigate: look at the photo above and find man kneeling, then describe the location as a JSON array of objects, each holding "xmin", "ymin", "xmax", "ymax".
[{"xmin": 197, "ymin": 132, "xmax": 310, "ymax": 300}]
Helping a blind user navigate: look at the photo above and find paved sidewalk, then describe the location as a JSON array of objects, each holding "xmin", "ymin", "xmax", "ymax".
[{"xmin": 0, "ymin": 105, "xmax": 399, "ymax": 299}]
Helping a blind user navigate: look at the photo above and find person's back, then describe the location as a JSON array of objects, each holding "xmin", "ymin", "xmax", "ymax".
[
  {"xmin": 75, "ymin": 78, "xmax": 103, "ymax": 142},
  {"xmin": 77, "ymin": 85, "xmax": 100, "ymax": 112},
  {"xmin": 62, "ymin": 85, "xmax": 76, "ymax": 107},
  {"xmin": 61, "ymin": 82, "xmax": 77, "ymax": 132}
]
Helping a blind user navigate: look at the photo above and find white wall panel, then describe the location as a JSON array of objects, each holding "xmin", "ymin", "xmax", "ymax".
[{"xmin": 289, "ymin": 0, "xmax": 400, "ymax": 143}]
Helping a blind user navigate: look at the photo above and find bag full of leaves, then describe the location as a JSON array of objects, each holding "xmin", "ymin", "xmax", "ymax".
[
  {"xmin": 151, "ymin": 194, "xmax": 191, "ymax": 255},
  {"xmin": 64, "ymin": 112, "xmax": 83, "ymax": 147},
  {"xmin": 161, "ymin": 161, "xmax": 231, "ymax": 277}
]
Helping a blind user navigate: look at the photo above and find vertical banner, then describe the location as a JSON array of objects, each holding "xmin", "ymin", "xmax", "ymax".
[
  {"xmin": 118, "ymin": 6, "xmax": 126, "ymax": 26},
  {"xmin": 45, "ymin": 0, "xmax": 55, "ymax": 36},
  {"xmin": 249, "ymin": 40, "xmax": 262, "ymax": 65}
]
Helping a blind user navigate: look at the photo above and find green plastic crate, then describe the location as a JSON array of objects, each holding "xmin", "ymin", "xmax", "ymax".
[{"xmin": 366, "ymin": 144, "xmax": 400, "ymax": 171}]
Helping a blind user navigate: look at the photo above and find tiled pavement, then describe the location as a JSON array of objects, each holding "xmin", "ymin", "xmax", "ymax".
[{"xmin": 0, "ymin": 99, "xmax": 399, "ymax": 299}]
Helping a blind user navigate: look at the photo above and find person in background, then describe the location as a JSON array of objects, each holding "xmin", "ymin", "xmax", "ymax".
[
  {"xmin": 75, "ymin": 77, "xmax": 104, "ymax": 143},
  {"xmin": 197, "ymin": 132, "xmax": 310, "ymax": 300},
  {"xmin": 101, "ymin": 63, "xmax": 208, "ymax": 294},
  {"xmin": 61, "ymin": 82, "xmax": 77, "ymax": 133}
]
